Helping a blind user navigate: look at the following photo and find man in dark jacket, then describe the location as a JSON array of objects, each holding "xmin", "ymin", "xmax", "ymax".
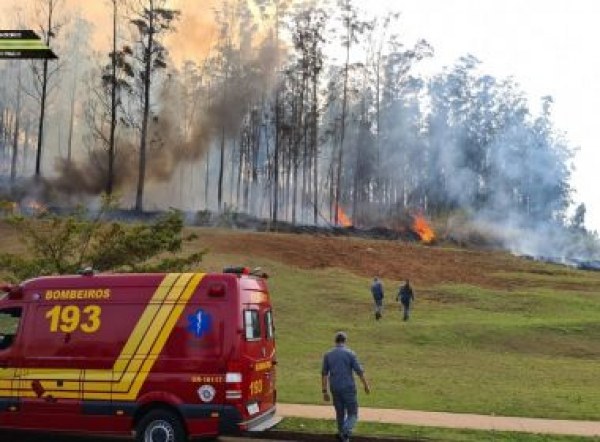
[
  {"xmin": 322, "ymin": 332, "xmax": 371, "ymax": 442},
  {"xmin": 370, "ymin": 277, "xmax": 384, "ymax": 320},
  {"xmin": 397, "ymin": 279, "xmax": 415, "ymax": 321}
]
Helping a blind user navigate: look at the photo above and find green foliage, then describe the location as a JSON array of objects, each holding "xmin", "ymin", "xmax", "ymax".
[
  {"xmin": 134, "ymin": 252, "xmax": 205, "ymax": 273},
  {"xmin": 0, "ymin": 195, "xmax": 205, "ymax": 282},
  {"xmin": 279, "ymin": 417, "xmax": 597, "ymax": 442},
  {"xmin": 0, "ymin": 254, "xmax": 55, "ymax": 283},
  {"xmin": 0, "ymin": 200, "xmax": 17, "ymax": 215}
]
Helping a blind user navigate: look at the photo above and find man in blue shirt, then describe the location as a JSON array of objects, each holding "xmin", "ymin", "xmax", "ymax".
[
  {"xmin": 321, "ymin": 332, "xmax": 371, "ymax": 442},
  {"xmin": 397, "ymin": 279, "xmax": 415, "ymax": 321},
  {"xmin": 371, "ymin": 277, "xmax": 384, "ymax": 320}
]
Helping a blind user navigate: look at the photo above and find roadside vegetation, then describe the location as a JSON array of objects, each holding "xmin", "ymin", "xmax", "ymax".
[
  {"xmin": 0, "ymin": 196, "xmax": 204, "ymax": 282},
  {"xmin": 278, "ymin": 417, "xmax": 600, "ymax": 442}
]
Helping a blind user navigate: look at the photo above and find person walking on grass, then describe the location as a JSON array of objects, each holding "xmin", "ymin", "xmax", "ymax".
[
  {"xmin": 397, "ymin": 279, "xmax": 415, "ymax": 321},
  {"xmin": 322, "ymin": 331, "xmax": 371, "ymax": 442},
  {"xmin": 370, "ymin": 276, "xmax": 384, "ymax": 320}
]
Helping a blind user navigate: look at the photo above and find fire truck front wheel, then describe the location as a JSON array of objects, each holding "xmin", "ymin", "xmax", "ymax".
[{"xmin": 135, "ymin": 409, "xmax": 188, "ymax": 442}]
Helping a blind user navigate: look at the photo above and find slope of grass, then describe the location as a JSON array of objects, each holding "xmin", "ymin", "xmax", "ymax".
[
  {"xmin": 198, "ymin": 248, "xmax": 600, "ymax": 420},
  {"xmin": 2, "ymin": 223, "xmax": 600, "ymax": 421}
]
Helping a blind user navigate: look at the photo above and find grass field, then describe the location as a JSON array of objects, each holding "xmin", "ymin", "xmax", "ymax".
[
  {"xmin": 2, "ymin": 223, "xmax": 600, "ymax": 423},
  {"xmin": 278, "ymin": 417, "xmax": 600, "ymax": 441},
  {"xmin": 183, "ymin": 229, "xmax": 600, "ymax": 421},
  {"xmin": 198, "ymin": 253, "xmax": 600, "ymax": 421}
]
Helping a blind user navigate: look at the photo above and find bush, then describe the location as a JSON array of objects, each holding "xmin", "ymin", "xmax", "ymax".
[{"xmin": 0, "ymin": 195, "xmax": 205, "ymax": 282}]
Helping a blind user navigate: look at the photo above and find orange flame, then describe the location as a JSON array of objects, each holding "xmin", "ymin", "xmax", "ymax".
[
  {"xmin": 336, "ymin": 205, "xmax": 353, "ymax": 227},
  {"xmin": 413, "ymin": 214, "xmax": 435, "ymax": 243},
  {"xmin": 26, "ymin": 201, "xmax": 48, "ymax": 213}
]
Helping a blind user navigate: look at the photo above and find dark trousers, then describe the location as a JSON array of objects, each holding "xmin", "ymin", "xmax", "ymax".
[
  {"xmin": 401, "ymin": 301, "xmax": 410, "ymax": 320},
  {"xmin": 331, "ymin": 388, "xmax": 358, "ymax": 437},
  {"xmin": 374, "ymin": 299, "xmax": 383, "ymax": 318}
]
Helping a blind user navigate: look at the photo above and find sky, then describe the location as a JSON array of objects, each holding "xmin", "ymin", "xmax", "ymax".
[{"xmin": 1, "ymin": 0, "xmax": 598, "ymax": 231}]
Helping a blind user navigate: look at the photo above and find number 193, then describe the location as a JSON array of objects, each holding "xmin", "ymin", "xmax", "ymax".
[{"xmin": 45, "ymin": 305, "xmax": 102, "ymax": 333}]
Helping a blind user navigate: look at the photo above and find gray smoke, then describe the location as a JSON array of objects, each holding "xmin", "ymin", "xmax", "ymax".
[{"xmin": 422, "ymin": 57, "xmax": 598, "ymax": 259}]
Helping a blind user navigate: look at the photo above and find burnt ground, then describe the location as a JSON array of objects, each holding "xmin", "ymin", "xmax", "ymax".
[
  {"xmin": 0, "ymin": 221, "xmax": 597, "ymax": 291},
  {"xmin": 1, "ymin": 220, "xmax": 596, "ymax": 292},
  {"xmin": 185, "ymin": 228, "xmax": 596, "ymax": 292}
]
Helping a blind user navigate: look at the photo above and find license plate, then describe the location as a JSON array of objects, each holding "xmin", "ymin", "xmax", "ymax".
[{"xmin": 247, "ymin": 402, "xmax": 259, "ymax": 415}]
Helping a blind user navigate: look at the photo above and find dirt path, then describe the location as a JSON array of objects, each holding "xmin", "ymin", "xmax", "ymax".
[{"xmin": 277, "ymin": 404, "xmax": 600, "ymax": 437}]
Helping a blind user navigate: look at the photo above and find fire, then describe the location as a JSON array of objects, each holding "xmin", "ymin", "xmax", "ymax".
[
  {"xmin": 413, "ymin": 213, "xmax": 435, "ymax": 243},
  {"xmin": 336, "ymin": 205, "xmax": 353, "ymax": 228},
  {"xmin": 26, "ymin": 201, "xmax": 48, "ymax": 214}
]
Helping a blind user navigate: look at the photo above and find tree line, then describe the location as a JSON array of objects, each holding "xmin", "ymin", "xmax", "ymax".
[{"xmin": 0, "ymin": 0, "xmax": 587, "ymax": 235}]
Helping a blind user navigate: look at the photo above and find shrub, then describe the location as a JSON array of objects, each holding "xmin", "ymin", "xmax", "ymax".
[{"xmin": 0, "ymin": 195, "xmax": 205, "ymax": 282}]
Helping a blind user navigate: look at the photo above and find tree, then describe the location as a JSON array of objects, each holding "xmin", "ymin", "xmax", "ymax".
[
  {"xmin": 427, "ymin": 59, "xmax": 574, "ymax": 226},
  {"xmin": 571, "ymin": 203, "xmax": 586, "ymax": 230},
  {"xmin": 0, "ymin": 195, "xmax": 204, "ymax": 281},
  {"xmin": 30, "ymin": 0, "xmax": 64, "ymax": 180},
  {"xmin": 129, "ymin": 0, "xmax": 180, "ymax": 211},
  {"xmin": 81, "ymin": 45, "xmax": 134, "ymax": 194},
  {"xmin": 288, "ymin": 5, "xmax": 327, "ymax": 223},
  {"xmin": 260, "ymin": 0, "xmax": 292, "ymax": 225},
  {"xmin": 10, "ymin": 62, "xmax": 23, "ymax": 185},
  {"xmin": 107, "ymin": 0, "xmax": 119, "ymax": 194},
  {"xmin": 334, "ymin": 0, "xmax": 370, "ymax": 225},
  {"xmin": 62, "ymin": 16, "xmax": 92, "ymax": 166}
]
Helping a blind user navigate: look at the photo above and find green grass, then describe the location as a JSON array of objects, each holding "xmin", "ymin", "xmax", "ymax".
[
  {"xmin": 200, "ymin": 252, "xmax": 600, "ymax": 420},
  {"xmin": 3, "ymin": 225, "xmax": 600, "ymax": 424},
  {"xmin": 277, "ymin": 417, "xmax": 600, "ymax": 441}
]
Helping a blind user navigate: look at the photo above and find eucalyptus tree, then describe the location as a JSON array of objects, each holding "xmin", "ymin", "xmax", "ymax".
[
  {"xmin": 128, "ymin": 0, "xmax": 180, "ymax": 211},
  {"xmin": 29, "ymin": 0, "xmax": 65, "ymax": 179}
]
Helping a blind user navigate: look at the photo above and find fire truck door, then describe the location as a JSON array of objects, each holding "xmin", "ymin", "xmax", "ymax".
[
  {"xmin": 17, "ymin": 303, "xmax": 85, "ymax": 431},
  {"xmin": 16, "ymin": 368, "xmax": 84, "ymax": 431}
]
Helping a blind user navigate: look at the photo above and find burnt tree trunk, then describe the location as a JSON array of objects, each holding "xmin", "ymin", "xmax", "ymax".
[
  {"xmin": 35, "ymin": 1, "xmax": 56, "ymax": 180},
  {"xmin": 107, "ymin": 0, "xmax": 118, "ymax": 194},
  {"xmin": 10, "ymin": 64, "xmax": 22, "ymax": 185},
  {"xmin": 135, "ymin": 7, "xmax": 155, "ymax": 212},
  {"xmin": 204, "ymin": 147, "xmax": 210, "ymax": 209},
  {"xmin": 312, "ymin": 75, "xmax": 319, "ymax": 225},
  {"xmin": 271, "ymin": 0, "xmax": 281, "ymax": 227},
  {"xmin": 218, "ymin": 125, "xmax": 226, "ymax": 211},
  {"xmin": 22, "ymin": 121, "xmax": 30, "ymax": 175}
]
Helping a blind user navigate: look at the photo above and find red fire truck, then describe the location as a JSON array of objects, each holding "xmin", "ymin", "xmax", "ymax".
[{"xmin": 0, "ymin": 268, "xmax": 278, "ymax": 441}]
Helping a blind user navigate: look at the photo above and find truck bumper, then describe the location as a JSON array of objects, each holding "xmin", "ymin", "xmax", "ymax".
[
  {"xmin": 180, "ymin": 404, "xmax": 280, "ymax": 436},
  {"xmin": 218, "ymin": 405, "xmax": 280, "ymax": 433},
  {"xmin": 243, "ymin": 406, "xmax": 281, "ymax": 432}
]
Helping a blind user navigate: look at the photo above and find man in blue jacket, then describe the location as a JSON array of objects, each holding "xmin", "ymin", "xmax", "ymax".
[
  {"xmin": 322, "ymin": 332, "xmax": 371, "ymax": 442},
  {"xmin": 397, "ymin": 279, "xmax": 415, "ymax": 321},
  {"xmin": 370, "ymin": 277, "xmax": 384, "ymax": 320}
]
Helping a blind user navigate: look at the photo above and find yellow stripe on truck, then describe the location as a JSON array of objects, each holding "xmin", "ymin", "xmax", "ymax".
[
  {"xmin": 113, "ymin": 273, "xmax": 180, "ymax": 373},
  {"xmin": 115, "ymin": 273, "xmax": 205, "ymax": 400},
  {"xmin": 110, "ymin": 272, "xmax": 195, "ymax": 395},
  {"xmin": 25, "ymin": 273, "xmax": 185, "ymax": 395},
  {"xmin": 0, "ymin": 273, "xmax": 205, "ymax": 401}
]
